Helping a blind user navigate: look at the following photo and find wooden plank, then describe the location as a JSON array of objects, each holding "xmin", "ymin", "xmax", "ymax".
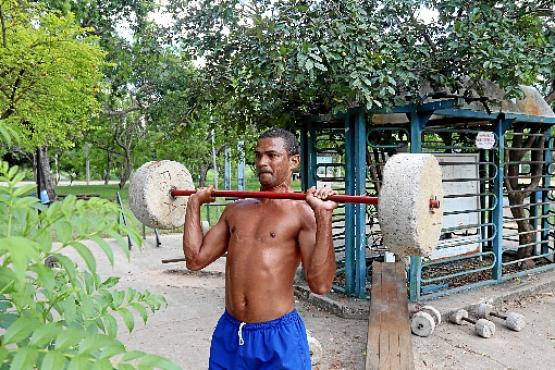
[
  {"xmin": 366, "ymin": 261, "xmax": 414, "ymax": 370},
  {"xmin": 378, "ymin": 263, "xmax": 396, "ymax": 370},
  {"xmin": 394, "ymin": 262, "xmax": 413, "ymax": 369},
  {"xmin": 366, "ymin": 263, "xmax": 382, "ymax": 368}
]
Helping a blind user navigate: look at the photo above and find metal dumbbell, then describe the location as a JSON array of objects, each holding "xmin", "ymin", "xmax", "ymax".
[
  {"xmin": 476, "ymin": 303, "xmax": 526, "ymax": 332},
  {"xmin": 411, "ymin": 305, "xmax": 442, "ymax": 337},
  {"xmin": 448, "ymin": 309, "xmax": 496, "ymax": 338}
]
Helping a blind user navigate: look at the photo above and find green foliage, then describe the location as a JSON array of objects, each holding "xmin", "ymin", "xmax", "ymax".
[
  {"xmin": 0, "ymin": 161, "xmax": 179, "ymax": 369},
  {"xmin": 0, "ymin": 0, "xmax": 107, "ymax": 149},
  {"xmin": 168, "ymin": 0, "xmax": 555, "ymax": 126}
]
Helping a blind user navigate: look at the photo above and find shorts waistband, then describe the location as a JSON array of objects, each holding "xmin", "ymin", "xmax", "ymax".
[{"xmin": 222, "ymin": 309, "xmax": 300, "ymax": 330}]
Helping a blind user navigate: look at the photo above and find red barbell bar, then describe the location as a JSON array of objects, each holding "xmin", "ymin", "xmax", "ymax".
[{"xmin": 170, "ymin": 189, "xmax": 441, "ymax": 209}]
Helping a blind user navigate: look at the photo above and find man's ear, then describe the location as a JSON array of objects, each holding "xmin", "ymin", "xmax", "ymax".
[{"xmin": 289, "ymin": 154, "xmax": 300, "ymax": 170}]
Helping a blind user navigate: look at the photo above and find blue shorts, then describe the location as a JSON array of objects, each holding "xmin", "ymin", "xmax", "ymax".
[{"xmin": 208, "ymin": 309, "xmax": 311, "ymax": 370}]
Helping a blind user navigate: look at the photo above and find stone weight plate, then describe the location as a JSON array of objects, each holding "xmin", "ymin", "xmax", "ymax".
[
  {"xmin": 475, "ymin": 318, "xmax": 496, "ymax": 338},
  {"xmin": 505, "ymin": 312, "xmax": 525, "ymax": 332},
  {"xmin": 411, "ymin": 311, "xmax": 436, "ymax": 337},
  {"xmin": 378, "ymin": 154, "xmax": 443, "ymax": 257},
  {"xmin": 306, "ymin": 330, "xmax": 322, "ymax": 366},
  {"xmin": 421, "ymin": 305, "xmax": 442, "ymax": 325},
  {"xmin": 129, "ymin": 160, "xmax": 194, "ymax": 229}
]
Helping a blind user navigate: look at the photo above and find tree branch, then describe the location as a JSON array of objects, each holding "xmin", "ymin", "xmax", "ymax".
[
  {"xmin": 0, "ymin": 4, "xmax": 7, "ymax": 48},
  {"xmin": 409, "ymin": 14, "xmax": 437, "ymax": 52},
  {"xmin": 545, "ymin": 81, "xmax": 555, "ymax": 104}
]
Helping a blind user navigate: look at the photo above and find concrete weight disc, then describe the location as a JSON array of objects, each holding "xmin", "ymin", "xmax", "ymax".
[
  {"xmin": 378, "ymin": 154, "xmax": 443, "ymax": 257},
  {"xmin": 411, "ymin": 311, "xmax": 436, "ymax": 337},
  {"xmin": 129, "ymin": 160, "xmax": 194, "ymax": 229},
  {"xmin": 421, "ymin": 305, "xmax": 442, "ymax": 325}
]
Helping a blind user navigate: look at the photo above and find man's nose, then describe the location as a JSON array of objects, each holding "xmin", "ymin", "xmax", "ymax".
[{"xmin": 257, "ymin": 155, "xmax": 269, "ymax": 166}]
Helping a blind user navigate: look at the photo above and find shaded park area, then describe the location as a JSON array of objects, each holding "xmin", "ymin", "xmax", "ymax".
[{"xmin": 1, "ymin": 1, "xmax": 554, "ymax": 369}]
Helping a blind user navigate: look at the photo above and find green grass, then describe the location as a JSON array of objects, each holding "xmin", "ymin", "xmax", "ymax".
[{"xmin": 57, "ymin": 184, "xmax": 127, "ymax": 201}]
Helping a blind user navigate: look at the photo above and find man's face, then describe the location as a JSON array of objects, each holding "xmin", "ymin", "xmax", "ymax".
[{"xmin": 255, "ymin": 137, "xmax": 299, "ymax": 188}]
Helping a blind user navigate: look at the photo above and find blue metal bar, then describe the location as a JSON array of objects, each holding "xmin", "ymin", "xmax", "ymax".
[
  {"xmin": 434, "ymin": 108, "xmax": 499, "ymax": 120},
  {"xmin": 307, "ymin": 129, "xmax": 317, "ymax": 188},
  {"xmin": 224, "ymin": 147, "xmax": 231, "ymax": 190},
  {"xmin": 316, "ymin": 102, "xmax": 555, "ymax": 125},
  {"xmin": 492, "ymin": 119, "xmax": 512, "ymax": 280},
  {"xmin": 355, "ymin": 111, "xmax": 367, "ymax": 299},
  {"xmin": 237, "ymin": 141, "xmax": 245, "ymax": 191},
  {"xmin": 542, "ymin": 130, "xmax": 552, "ymax": 255},
  {"xmin": 344, "ymin": 115, "xmax": 356, "ymax": 295},
  {"xmin": 505, "ymin": 113, "xmax": 555, "ymax": 124},
  {"xmin": 300, "ymin": 125, "xmax": 309, "ymax": 192},
  {"xmin": 408, "ymin": 110, "xmax": 429, "ymax": 301},
  {"xmin": 299, "ymin": 125, "xmax": 317, "ymax": 188},
  {"xmin": 418, "ymin": 99, "xmax": 459, "ymax": 112},
  {"xmin": 116, "ymin": 191, "xmax": 133, "ymax": 250},
  {"xmin": 433, "ymin": 109, "xmax": 555, "ymax": 124}
]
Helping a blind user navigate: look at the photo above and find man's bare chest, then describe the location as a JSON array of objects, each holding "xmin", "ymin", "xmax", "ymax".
[{"xmin": 227, "ymin": 203, "xmax": 300, "ymax": 244}]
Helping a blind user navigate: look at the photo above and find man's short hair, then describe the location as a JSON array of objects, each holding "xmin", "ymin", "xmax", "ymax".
[{"xmin": 259, "ymin": 128, "xmax": 300, "ymax": 157}]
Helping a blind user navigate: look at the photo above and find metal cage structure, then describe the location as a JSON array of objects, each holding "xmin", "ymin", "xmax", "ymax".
[{"xmin": 298, "ymin": 98, "xmax": 555, "ymax": 301}]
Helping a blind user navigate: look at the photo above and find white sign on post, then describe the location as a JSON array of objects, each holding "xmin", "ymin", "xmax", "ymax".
[{"xmin": 475, "ymin": 131, "xmax": 495, "ymax": 149}]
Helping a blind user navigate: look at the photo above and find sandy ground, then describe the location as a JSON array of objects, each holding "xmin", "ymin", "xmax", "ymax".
[{"xmin": 74, "ymin": 234, "xmax": 555, "ymax": 370}]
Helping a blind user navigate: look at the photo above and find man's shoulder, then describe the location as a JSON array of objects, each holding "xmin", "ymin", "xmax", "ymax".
[
  {"xmin": 291, "ymin": 199, "xmax": 315, "ymax": 220},
  {"xmin": 224, "ymin": 198, "xmax": 258, "ymax": 211}
]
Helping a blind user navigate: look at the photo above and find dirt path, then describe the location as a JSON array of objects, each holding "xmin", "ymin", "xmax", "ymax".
[{"xmin": 82, "ymin": 234, "xmax": 555, "ymax": 369}]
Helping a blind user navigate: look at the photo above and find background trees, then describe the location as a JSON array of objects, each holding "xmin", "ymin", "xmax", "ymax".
[
  {"xmin": 0, "ymin": 0, "xmax": 106, "ymax": 199},
  {"xmin": 2, "ymin": 0, "xmax": 553, "ymax": 200},
  {"xmin": 168, "ymin": 0, "xmax": 554, "ymax": 125},
  {"xmin": 167, "ymin": 0, "xmax": 554, "ymax": 264}
]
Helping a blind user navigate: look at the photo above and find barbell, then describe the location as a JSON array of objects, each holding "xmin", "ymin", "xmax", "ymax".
[{"xmin": 128, "ymin": 153, "xmax": 444, "ymax": 257}]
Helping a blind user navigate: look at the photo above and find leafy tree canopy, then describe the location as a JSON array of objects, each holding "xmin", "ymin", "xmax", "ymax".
[
  {"xmin": 168, "ymin": 0, "xmax": 554, "ymax": 126},
  {"xmin": 0, "ymin": 0, "xmax": 106, "ymax": 149}
]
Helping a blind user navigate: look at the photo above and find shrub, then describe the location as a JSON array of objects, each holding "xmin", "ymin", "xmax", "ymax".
[{"xmin": 0, "ymin": 160, "xmax": 179, "ymax": 370}]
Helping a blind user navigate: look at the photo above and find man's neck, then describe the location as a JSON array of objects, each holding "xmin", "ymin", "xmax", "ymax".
[{"xmin": 259, "ymin": 182, "xmax": 292, "ymax": 193}]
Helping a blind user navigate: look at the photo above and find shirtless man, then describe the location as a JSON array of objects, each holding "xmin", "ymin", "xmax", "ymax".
[{"xmin": 183, "ymin": 128, "xmax": 337, "ymax": 369}]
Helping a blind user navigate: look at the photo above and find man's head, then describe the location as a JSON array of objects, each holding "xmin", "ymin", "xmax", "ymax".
[
  {"xmin": 255, "ymin": 128, "xmax": 300, "ymax": 190},
  {"xmin": 258, "ymin": 128, "xmax": 300, "ymax": 157}
]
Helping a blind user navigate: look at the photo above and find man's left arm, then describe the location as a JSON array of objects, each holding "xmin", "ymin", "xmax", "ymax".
[{"xmin": 298, "ymin": 187, "xmax": 338, "ymax": 294}]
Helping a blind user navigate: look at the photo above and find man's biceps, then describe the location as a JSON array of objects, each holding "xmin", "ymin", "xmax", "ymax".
[{"xmin": 298, "ymin": 229, "xmax": 315, "ymax": 250}]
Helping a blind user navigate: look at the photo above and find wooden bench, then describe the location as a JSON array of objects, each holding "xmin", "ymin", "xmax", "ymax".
[{"xmin": 366, "ymin": 261, "xmax": 414, "ymax": 370}]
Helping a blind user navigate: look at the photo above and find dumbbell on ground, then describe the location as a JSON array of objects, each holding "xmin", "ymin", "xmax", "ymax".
[
  {"xmin": 449, "ymin": 309, "xmax": 496, "ymax": 338},
  {"xmin": 477, "ymin": 303, "xmax": 526, "ymax": 332},
  {"xmin": 411, "ymin": 305, "xmax": 442, "ymax": 337}
]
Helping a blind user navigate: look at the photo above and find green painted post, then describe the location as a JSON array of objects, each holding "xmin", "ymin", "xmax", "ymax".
[
  {"xmin": 492, "ymin": 118, "xmax": 512, "ymax": 280},
  {"xmin": 355, "ymin": 111, "xmax": 368, "ymax": 298},
  {"xmin": 542, "ymin": 129, "xmax": 552, "ymax": 255},
  {"xmin": 344, "ymin": 114, "xmax": 356, "ymax": 295},
  {"xmin": 408, "ymin": 110, "xmax": 432, "ymax": 301}
]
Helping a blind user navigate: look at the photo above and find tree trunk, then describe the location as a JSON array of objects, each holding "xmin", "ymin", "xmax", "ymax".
[
  {"xmin": 104, "ymin": 151, "xmax": 113, "ymax": 185},
  {"xmin": 507, "ymin": 193, "xmax": 535, "ymax": 261},
  {"xmin": 505, "ymin": 127, "xmax": 545, "ymax": 268},
  {"xmin": 85, "ymin": 158, "xmax": 90, "ymax": 185},
  {"xmin": 198, "ymin": 162, "xmax": 210, "ymax": 188},
  {"xmin": 119, "ymin": 147, "xmax": 133, "ymax": 189},
  {"xmin": 36, "ymin": 146, "xmax": 56, "ymax": 202},
  {"xmin": 53, "ymin": 152, "xmax": 60, "ymax": 185}
]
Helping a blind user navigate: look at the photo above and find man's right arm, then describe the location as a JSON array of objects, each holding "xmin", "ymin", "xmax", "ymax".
[{"xmin": 183, "ymin": 186, "xmax": 230, "ymax": 271}]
